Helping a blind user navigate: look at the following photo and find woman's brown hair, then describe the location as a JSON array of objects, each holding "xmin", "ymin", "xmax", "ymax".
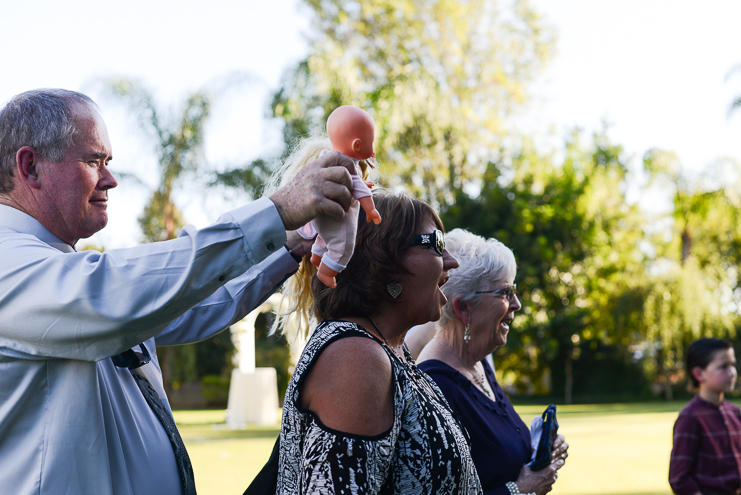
[{"xmin": 313, "ymin": 188, "xmax": 443, "ymax": 321}]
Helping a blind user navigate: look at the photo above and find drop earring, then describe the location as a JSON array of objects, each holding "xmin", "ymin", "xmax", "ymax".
[{"xmin": 464, "ymin": 324, "xmax": 471, "ymax": 344}]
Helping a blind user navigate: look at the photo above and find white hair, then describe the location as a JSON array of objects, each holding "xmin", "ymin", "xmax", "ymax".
[{"xmin": 439, "ymin": 228, "xmax": 517, "ymax": 325}]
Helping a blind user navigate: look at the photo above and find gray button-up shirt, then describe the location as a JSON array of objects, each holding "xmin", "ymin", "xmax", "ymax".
[{"xmin": 0, "ymin": 198, "xmax": 296, "ymax": 494}]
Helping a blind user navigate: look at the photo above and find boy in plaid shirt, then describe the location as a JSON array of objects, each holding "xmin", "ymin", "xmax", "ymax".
[{"xmin": 669, "ymin": 338, "xmax": 741, "ymax": 495}]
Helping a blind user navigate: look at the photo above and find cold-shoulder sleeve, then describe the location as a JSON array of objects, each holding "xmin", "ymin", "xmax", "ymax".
[
  {"xmin": 295, "ymin": 414, "xmax": 399, "ymax": 494},
  {"xmin": 277, "ymin": 321, "xmax": 404, "ymax": 495},
  {"xmin": 278, "ymin": 322, "xmax": 481, "ymax": 495}
]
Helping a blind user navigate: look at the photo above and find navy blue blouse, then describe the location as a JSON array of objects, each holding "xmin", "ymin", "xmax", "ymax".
[{"xmin": 418, "ymin": 359, "xmax": 532, "ymax": 495}]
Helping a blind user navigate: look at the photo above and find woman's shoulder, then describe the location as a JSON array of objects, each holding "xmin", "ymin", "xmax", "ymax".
[
  {"xmin": 309, "ymin": 319, "xmax": 403, "ymax": 373},
  {"xmin": 315, "ymin": 331, "xmax": 392, "ymax": 373},
  {"xmin": 312, "ymin": 319, "xmax": 372, "ymax": 341},
  {"xmin": 296, "ymin": 321, "xmax": 397, "ymax": 437},
  {"xmin": 296, "ymin": 320, "xmax": 377, "ymax": 370}
]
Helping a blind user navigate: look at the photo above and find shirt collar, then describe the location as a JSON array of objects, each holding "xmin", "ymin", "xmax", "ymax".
[
  {"xmin": 0, "ymin": 204, "xmax": 76, "ymax": 253},
  {"xmin": 694, "ymin": 393, "xmax": 727, "ymax": 410}
]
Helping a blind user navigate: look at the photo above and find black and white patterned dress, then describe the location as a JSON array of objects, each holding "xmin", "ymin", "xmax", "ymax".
[{"xmin": 276, "ymin": 320, "xmax": 482, "ymax": 495}]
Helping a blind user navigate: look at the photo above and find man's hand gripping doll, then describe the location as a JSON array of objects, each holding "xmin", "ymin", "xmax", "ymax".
[{"xmin": 308, "ymin": 105, "xmax": 381, "ymax": 288}]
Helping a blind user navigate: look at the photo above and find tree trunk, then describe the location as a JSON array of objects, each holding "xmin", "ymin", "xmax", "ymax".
[
  {"xmin": 657, "ymin": 349, "xmax": 673, "ymax": 401},
  {"xmin": 681, "ymin": 227, "xmax": 692, "ymax": 264},
  {"xmin": 164, "ymin": 199, "xmax": 175, "ymax": 240},
  {"xmin": 564, "ymin": 356, "xmax": 573, "ymax": 405},
  {"xmin": 663, "ymin": 370, "xmax": 673, "ymax": 401}
]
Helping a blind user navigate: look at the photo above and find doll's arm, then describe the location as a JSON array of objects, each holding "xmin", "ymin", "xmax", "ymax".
[
  {"xmin": 358, "ymin": 196, "xmax": 381, "ymax": 224},
  {"xmin": 351, "ymin": 175, "xmax": 381, "ymax": 224}
]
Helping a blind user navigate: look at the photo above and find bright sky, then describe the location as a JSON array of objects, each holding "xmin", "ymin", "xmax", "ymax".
[
  {"xmin": 529, "ymin": 0, "xmax": 741, "ymax": 172},
  {"xmin": 2, "ymin": 0, "xmax": 741, "ymax": 248}
]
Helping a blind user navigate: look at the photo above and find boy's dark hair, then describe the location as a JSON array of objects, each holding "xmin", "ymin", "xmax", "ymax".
[{"xmin": 686, "ymin": 338, "xmax": 733, "ymax": 388}]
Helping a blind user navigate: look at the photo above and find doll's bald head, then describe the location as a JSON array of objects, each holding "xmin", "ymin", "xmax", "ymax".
[{"xmin": 327, "ymin": 106, "xmax": 375, "ymax": 161}]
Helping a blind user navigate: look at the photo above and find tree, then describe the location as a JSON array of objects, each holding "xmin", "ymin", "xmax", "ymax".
[
  {"xmin": 219, "ymin": 0, "xmax": 555, "ymax": 207},
  {"xmin": 103, "ymin": 78, "xmax": 212, "ymax": 242},
  {"xmin": 441, "ymin": 130, "xmax": 647, "ymax": 402},
  {"xmin": 635, "ymin": 149, "xmax": 741, "ymax": 399},
  {"xmin": 639, "ymin": 259, "xmax": 736, "ymax": 400},
  {"xmin": 101, "ymin": 78, "xmax": 215, "ymax": 393}
]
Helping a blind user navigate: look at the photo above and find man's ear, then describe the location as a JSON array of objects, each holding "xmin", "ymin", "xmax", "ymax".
[
  {"xmin": 692, "ymin": 366, "xmax": 705, "ymax": 384},
  {"xmin": 16, "ymin": 147, "xmax": 42, "ymax": 190},
  {"xmin": 452, "ymin": 297, "xmax": 471, "ymax": 326},
  {"xmin": 352, "ymin": 138, "xmax": 362, "ymax": 153}
]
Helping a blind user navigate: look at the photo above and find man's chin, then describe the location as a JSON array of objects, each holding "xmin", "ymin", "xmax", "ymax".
[{"xmin": 79, "ymin": 217, "xmax": 108, "ymax": 240}]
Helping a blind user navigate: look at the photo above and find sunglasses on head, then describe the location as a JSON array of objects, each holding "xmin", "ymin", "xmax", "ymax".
[{"xmin": 410, "ymin": 229, "xmax": 445, "ymax": 256}]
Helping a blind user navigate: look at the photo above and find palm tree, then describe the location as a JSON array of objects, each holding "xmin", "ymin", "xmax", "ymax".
[
  {"xmin": 103, "ymin": 78, "xmax": 212, "ymax": 242},
  {"xmin": 101, "ymin": 78, "xmax": 215, "ymax": 394}
]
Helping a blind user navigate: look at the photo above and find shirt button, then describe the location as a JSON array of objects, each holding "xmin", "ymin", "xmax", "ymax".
[
  {"xmin": 516, "ymin": 427, "xmax": 521, "ymax": 432},
  {"xmin": 219, "ymin": 275, "xmax": 226, "ymax": 282},
  {"xmin": 267, "ymin": 242, "xmax": 275, "ymax": 251}
]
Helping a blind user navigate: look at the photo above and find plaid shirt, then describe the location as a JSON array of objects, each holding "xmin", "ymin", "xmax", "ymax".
[{"xmin": 669, "ymin": 395, "xmax": 741, "ymax": 495}]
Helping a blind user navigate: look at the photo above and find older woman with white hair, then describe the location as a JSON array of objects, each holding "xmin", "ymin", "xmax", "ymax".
[{"xmin": 417, "ymin": 229, "xmax": 569, "ymax": 495}]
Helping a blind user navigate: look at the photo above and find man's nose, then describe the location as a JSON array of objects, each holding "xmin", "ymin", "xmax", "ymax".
[{"xmin": 99, "ymin": 165, "xmax": 118, "ymax": 190}]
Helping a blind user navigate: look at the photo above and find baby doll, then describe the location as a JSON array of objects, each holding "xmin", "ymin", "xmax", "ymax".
[
  {"xmin": 265, "ymin": 107, "xmax": 381, "ymax": 338},
  {"xmin": 307, "ymin": 105, "xmax": 382, "ymax": 288}
]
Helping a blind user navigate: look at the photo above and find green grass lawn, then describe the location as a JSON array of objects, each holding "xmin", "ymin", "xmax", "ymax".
[{"xmin": 175, "ymin": 401, "xmax": 721, "ymax": 495}]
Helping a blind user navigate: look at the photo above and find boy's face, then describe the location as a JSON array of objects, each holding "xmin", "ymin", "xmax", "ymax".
[{"xmin": 697, "ymin": 348, "xmax": 738, "ymax": 394}]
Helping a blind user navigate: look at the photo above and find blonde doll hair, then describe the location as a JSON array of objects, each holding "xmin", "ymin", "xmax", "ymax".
[{"xmin": 265, "ymin": 135, "xmax": 377, "ymax": 339}]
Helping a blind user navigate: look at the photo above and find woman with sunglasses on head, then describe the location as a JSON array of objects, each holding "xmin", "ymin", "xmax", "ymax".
[
  {"xmin": 417, "ymin": 229, "xmax": 569, "ymax": 495},
  {"xmin": 272, "ymin": 189, "xmax": 482, "ymax": 495}
]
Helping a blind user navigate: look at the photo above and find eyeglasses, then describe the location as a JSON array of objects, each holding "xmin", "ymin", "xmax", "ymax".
[
  {"xmin": 475, "ymin": 284, "xmax": 517, "ymax": 301},
  {"xmin": 411, "ymin": 229, "xmax": 445, "ymax": 256}
]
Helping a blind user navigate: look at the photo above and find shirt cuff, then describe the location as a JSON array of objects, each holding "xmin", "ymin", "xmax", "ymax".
[{"xmin": 227, "ymin": 197, "xmax": 287, "ymax": 263}]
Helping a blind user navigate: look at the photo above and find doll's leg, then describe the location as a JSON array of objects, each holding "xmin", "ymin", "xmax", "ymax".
[
  {"xmin": 317, "ymin": 253, "xmax": 347, "ymax": 289},
  {"xmin": 313, "ymin": 203, "xmax": 359, "ymax": 288},
  {"xmin": 316, "ymin": 261, "xmax": 339, "ymax": 289},
  {"xmin": 311, "ymin": 235, "xmax": 327, "ymax": 268}
]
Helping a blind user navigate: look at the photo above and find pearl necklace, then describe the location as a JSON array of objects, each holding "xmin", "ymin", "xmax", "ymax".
[{"xmin": 433, "ymin": 338, "xmax": 493, "ymax": 398}]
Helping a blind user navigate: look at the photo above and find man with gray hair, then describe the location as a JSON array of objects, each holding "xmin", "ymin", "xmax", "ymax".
[{"xmin": 0, "ymin": 89, "xmax": 356, "ymax": 495}]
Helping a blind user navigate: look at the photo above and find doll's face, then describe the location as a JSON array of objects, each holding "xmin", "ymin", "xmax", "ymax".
[{"xmin": 327, "ymin": 106, "xmax": 375, "ymax": 160}]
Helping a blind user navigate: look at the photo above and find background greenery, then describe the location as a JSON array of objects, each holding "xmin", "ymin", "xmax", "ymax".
[
  {"xmin": 177, "ymin": 400, "xmax": 728, "ymax": 495},
  {"xmin": 105, "ymin": 0, "xmax": 741, "ymax": 404}
]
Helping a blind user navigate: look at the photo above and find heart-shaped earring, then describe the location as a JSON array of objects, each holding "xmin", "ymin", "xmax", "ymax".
[{"xmin": 387, "ymin": 282, "xmax": 402, "ymax": 299}]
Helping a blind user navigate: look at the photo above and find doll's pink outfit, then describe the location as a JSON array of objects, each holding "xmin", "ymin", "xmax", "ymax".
[{"xmin": 299, "ymin": 151, "xmax": 371, "ymax": 273}]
